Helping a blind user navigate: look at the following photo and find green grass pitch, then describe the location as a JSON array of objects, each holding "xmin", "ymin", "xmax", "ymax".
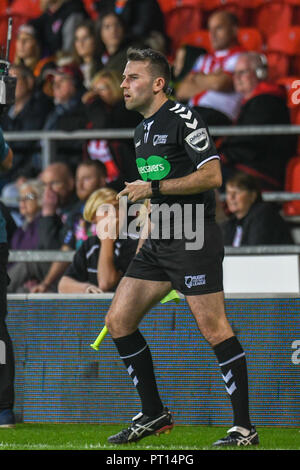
[{"xmin": 0, "ymin": 424, "xmax": 299, "ymax": 450}]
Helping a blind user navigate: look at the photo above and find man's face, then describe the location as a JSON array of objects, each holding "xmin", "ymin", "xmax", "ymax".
[
  {"xmin": 121, "ymin": 60, "xmax": 155, "ymax": 113},
  {"xmin": 41, "ymin": 167, "xmax": 73, "ymax": 204},
  {"xmin": 208, "ymin": 12, "xmax": 237, "ymax": 51},
  {"xmin": 52, "ymin": 74, "xmax": 76, "ymax": 104},
  {"xmin": 76, "ymin": 165, "xmax": 106, "ymax": 201},
  {"xmin": 233, "ymin": 56, "xmax": 258, "ymax": 97}
]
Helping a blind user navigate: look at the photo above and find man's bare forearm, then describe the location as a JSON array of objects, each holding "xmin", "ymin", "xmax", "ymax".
[{"xmin": 159, "ymin": 159, "xmax": 222, "ymax": 196}]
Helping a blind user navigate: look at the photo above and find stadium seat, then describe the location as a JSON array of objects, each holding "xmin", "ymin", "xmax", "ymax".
[
  {"xmin": 267, "ymin": 27, "xmax": 300, "ymax": 78},
  {"xmin": 251, "ymin": 2, "xmax": 293, "ymax": 40},
  {"xmin": 265, "ymin": 52, "xmax": 290, "ymax": 82},
  {"xmin": 161, "ymin": 4, "xmax": 203, "ymax": 53},
  {"xmin": 237, "ymin": 27, "xmax": 263, "ymax": 51},
  {"xmin": 201, "ymin": 0, "xmax": 249, "ymax": 27},
  {"xmin": 180, "ymin": 29, "xmax": 212, "ymax": 53},
  {"xmin": 283, "ymin": 156, "xmax": 300, "ymax": 216},
  {"xmin": 157, "ymin": 0, "xmax": 200, "ymax": 13}
]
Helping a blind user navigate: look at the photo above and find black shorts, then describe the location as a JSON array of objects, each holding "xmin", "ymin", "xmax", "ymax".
[{"xmin": 125, "ymin": 220, "xmax": 224, "ymax": 295}]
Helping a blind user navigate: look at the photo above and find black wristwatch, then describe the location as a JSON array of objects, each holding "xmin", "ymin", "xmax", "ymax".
[{"xmin": 151, "ymin": 180, "xmax": 161, "ymax": 197}]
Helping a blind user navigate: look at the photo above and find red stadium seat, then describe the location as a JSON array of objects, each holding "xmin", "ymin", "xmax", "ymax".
[
  {"xmin": 283, "ymin": 155, "xmax": 300, "ymax": 216},
  {"xmin": 162, "ymin": 5, "xmax": 203, "ymax": 53},
  {"xmin": 201, "ymin": 1, "xmax": 249, "ymax": 27},
  {"xmin": 267, "ymin": 27, "xmax": 300, "ymax": 55},
  {"xmin": 8, "ymin": 0, "xmax": 41, "ymax": 17},
  {"xmin": 251, "ymin": 2, "xmax": 292, "ymax": 40},
  {"xmin": 180, "ymin": 29, "xmax": 212, "ymax": 53},
  {"xmin": 265, "ymin": 52, "xmax": 290, "ymax": 82},
  {"xmin": 157, "ymin": 0, "xmax": 200, "ymax": 13},
  {"xmin": 237, "ymin": 27, "xmax": 263, "ymax": 51},
  {"xmin": 267, "ymin": 27, "xmax": 300, "ymax": 78}
]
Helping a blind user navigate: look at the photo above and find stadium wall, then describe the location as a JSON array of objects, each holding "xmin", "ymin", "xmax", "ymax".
[{"xmin": 6, "ymin": 295, "xmax": 300, "ymax": 426}]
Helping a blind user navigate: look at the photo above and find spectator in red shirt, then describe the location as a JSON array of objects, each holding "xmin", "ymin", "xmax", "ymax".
[{"xmin": 176, "ymin": 10, "xmax": 244, "ymax": 126}]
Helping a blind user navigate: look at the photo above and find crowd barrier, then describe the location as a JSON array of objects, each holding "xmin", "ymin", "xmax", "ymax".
[
  {"xmin": 4, "ymin": 125, "xmax": 300, "ymax": 168},
  {"xmin": 5, "ymin": 294, "xmax": 300, "ymax": 426}
]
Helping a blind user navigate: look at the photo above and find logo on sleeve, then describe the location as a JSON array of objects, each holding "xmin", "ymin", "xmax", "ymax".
[
  {"xmin": 136, "ymin": 155, "xmax": 171, "ymax": 180},
  {"xmin": 185, "ymin": 128, "xmax": 210, "ymax": 152}
]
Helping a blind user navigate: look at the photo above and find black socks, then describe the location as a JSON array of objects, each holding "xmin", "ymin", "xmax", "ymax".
[
  {"xmin": 113, "ymin": 329, "xmax": 163, "ymax": 417},
  {"xmin": 213, "ymin": 336, "xmax": 252, "ymax": 430}
]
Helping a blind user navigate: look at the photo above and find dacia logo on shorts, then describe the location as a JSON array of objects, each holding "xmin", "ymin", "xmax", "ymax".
[
  {"xmin": 184, "ymin": 274, "xmax": 206, "ymax": 288},
  {"xmin": 185, "ymin": 128, "xmax": 209, "ymax": 152}
]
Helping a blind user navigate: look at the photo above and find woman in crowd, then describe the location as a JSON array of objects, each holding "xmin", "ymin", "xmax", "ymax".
[
  {"xmin": 83, "ymin": 68, "xmax": 141, "ymax": 189},
  {"xmin": 72, "ymin": 19, "xmax": 102, "ymax": 89},
  {"xmin": 221, "ymin": 173, "xmax": 294, "ymax": 246},
  {"xmin": 13, "ymin": 24, "xmax": 41, "ymax": 73},
  {"xmin": 95, "ymin": 11, "xmax": 142, "ymax": 75},
  {"xmin": 58, "ymin": 187, "xmax": 138, "ymax": 293},
  {"xmin": 7, "ymin": 179, "xmax": 44, "ymax": 292}
]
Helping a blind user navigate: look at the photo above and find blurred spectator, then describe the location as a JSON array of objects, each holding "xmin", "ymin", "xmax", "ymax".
[
  {"xmin": 83, "ymin": 68, "xmax": 141, "ymax": 190},
  {"xmin": 10, "ymin": 179, "xmax": 44, "ymax": 250},
  {"xmin": 58, "ymin": 187, "xmax": 138, "ymax": 293},
  {"xmin": 29, "ymin": 0, "xmax": 87, "ymax": 57},
  {"xmin": 43, "ymin": 63, "xmax": 88, "ymax": 168},
  {"xmin": 95, "ymin": 11, "xmax": 143, "ymax": 75},
  {"xmin": 221, "ymin": 173, "xmax": 294, "ymax": 246},
  {"xmin": 38, "ymin": 162, "xmax": 77, "ymax": 250},
  {"xmin": 13, "ymin": 24, "xmax": 41, "ymax": 73},
  {"xmin": 176, "ymin": 10, "xmax": 244, "ymax": 126},
  {"xmin": 219, "ymin": 52, "xmax": 297, "ymax": 191},
  {"xmin": 61, "ymin": 159, "xmax": 107, "ymax": 251},
  {"xmin": 7, "ymin": 179, "xmax": 45, "ymax": 293},
  {"xmin": 171, "ymin": 44, "xmax": 206, "ymax": 92},
  {"xmin": 7, "ymin": 162, "xmax": 77, "ymax": 293},
  {"xmin": 72, "ymin": 19, "xmax": 102, "ymax": 89},
  {"xmin": 94, "ymin": 0, "xmax": 165, "ymax": 40},
  {"xmin": 0, "ymin": 64, "xmax": 53, "ymax": 189}
]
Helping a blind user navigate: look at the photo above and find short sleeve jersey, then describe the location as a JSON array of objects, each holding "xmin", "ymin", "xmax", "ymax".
[
  {"xmin": 0, "ymin": 127, "xmax": 10, "ymax": 243},
  {"xmin": 64, "ymin": 235, "xmax": 138, "ymax": 287},
  {"xmin": 134, "ymin": 100, "xmax": 220, "ymax": 219}
]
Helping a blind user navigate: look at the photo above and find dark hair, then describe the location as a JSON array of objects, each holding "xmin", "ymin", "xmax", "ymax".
[
  {"xmin": 78, "ymin": 159, "xmax": 107, "ymax": 178},
  {"xmin": 95, "ymin": 11, "xmax": 126, "ymax": 54},
  {"xmin": 226, "ymin": 172, "xmax": 262, "ymax": 202},
  {"xmin": 126, "ymin": 47, "xmax": 171, "ymax": 93},
  {"xmin": 73, "ymin": 19, "xmax": 102, "ymax": 66}
]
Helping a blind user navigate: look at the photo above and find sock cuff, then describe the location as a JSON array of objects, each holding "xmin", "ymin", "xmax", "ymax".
[
  {"xmin": 113, "ymin": 329, "xmax": 147, "ymax": 358},
  {"xmin": 213, "ymin": 336, "xmax": 244, "ymax": 365}
]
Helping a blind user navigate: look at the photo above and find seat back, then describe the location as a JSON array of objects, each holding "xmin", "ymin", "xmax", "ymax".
[{"xmin": 283, "ymin": 156, "xmax": 300, "ymax": 215}]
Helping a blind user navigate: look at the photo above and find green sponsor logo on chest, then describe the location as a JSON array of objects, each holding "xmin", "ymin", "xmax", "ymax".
[{"xmin": 136, "ymin": 155, "xmax": 171, "ymax": 181}]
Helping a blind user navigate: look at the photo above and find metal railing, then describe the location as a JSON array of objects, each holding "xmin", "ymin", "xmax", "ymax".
[
  {"xmin": 4, "ymin": 125, "xmax": 300, "ymax": 262},
  {"xmin": 7, "ymin": 245, "xmax": 300, "ymax": 263},
  {"xmin": 4, "ymin": 124, "xmax": 300, "ymax": 168}
]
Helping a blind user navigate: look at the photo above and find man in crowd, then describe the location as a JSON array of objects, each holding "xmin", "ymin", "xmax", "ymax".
[
  {"xmin": 176, "ymin": 10, "xmax": 244, "ymax": 126},
  {"xmin": 7, "ymin": 162, "xmax": 77, "ymax": 293},
  {"xmin": 219, "ymin": 52, "xmax": 297, "ymax": 191}
]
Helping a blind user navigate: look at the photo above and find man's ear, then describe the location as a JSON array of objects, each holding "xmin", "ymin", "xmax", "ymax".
[{"xmin": 153, "ymin": 76, "xmax": 165, "ymax": 93}]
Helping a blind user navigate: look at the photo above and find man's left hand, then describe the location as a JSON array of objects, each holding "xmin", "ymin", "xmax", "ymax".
[{"xmin": 117, "ymin": 180, "xmax": 152, "ymax": 202}]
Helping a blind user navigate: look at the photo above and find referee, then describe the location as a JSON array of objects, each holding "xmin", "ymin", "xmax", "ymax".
[{"xmin": 106, "ymin": 48, "xmax": 258, "ymax": 447}]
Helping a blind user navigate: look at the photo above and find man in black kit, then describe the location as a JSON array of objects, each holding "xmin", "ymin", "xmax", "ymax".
[{"xmin": 105, "ymin": 48, "xmax": 259, "ymax": 447}]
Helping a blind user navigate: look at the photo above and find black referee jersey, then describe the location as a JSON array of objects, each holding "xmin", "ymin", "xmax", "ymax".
[
  {"xmin": 64, "ymin": 235, "xmax": 138, "ymax": 288},
  {"xmin": 134, "ymin": 99, "xmax": 220, "ymax": 219}
]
